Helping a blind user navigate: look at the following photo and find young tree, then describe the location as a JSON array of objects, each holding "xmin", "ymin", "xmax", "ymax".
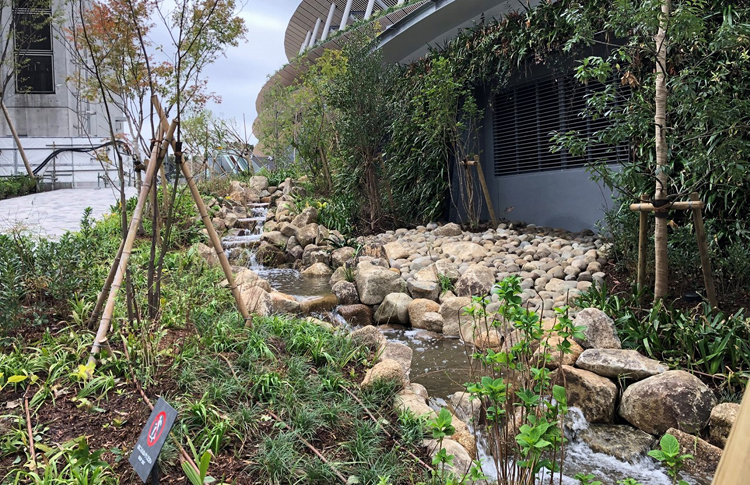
[{"xmin": 653, "ymin": 0, "xmax": 670, "ymax": 300}]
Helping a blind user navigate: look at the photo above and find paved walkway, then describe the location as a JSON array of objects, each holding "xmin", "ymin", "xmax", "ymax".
[{"xmin": 0, "ymin": 187, "xmax": 138, "ymax": 239}]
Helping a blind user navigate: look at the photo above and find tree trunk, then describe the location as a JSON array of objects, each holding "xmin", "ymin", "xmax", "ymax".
[
  {"xmin": 1, "ymin": 101, "xmax": 35, "ymax": 180},
  {"xmin": 653, "ymin": 0, "xmax": 671, "ymax": 301}
]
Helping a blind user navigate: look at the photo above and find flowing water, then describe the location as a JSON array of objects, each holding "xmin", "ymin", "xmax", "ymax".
[{"xmin": 220, "ymin": 205, "xmax": 708, "ymax": 485}]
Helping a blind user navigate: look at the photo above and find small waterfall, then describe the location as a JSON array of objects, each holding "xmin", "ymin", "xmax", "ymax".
[{"xmin": 221, "ymin": 202, "xmax": 269, "ymax": 263}]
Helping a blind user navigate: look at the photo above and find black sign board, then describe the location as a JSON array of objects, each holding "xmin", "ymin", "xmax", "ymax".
[{"xmin": 129, "ymin": 398, "xmax": 178, "ymax": 483}]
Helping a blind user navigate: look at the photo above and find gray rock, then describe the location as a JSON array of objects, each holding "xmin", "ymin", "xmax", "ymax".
[
  {"xmin": 248, "ymin": 175, "xmax": 269, "ymax": 192},
  {"xmin": 331, "ymin": 247, "xmax": 356, "ymax": 268},
  {"xmin": 454, "ymin": 264, "xmax": 495, "ymax": 297},
  {"xmin": 302, "ymin": 246, "xmax": 330, "ymax": 267},
  {"xmin": 433, "ymin": 222, "xmax": 463, "ymax": 237},
  {"xmin": 407, "ymin": 280, "xmax": 440, "ymax": 301},
  {"xmin": 383, "ymin": 241, "xmax": 410, "ymax": 261},
  {"xmin": 301, "ymin": 262, "xmax": 332, "ymax": 277},
  {"xmin": 576, "ymin": 349, "xmax": 667, "ymax": 380},
  {"xmin": 379, "ymin": 342, "xmax": 413, "ymax": 377},
  {"xmin": 709, "ymin": 402, "xmax": 740, "ymax": 448},
  {"xmin": 255, "ymin": 242, "xmax": 286, "ymax": 267},
  {"xmin": 575, "ymin": 308, "xmax": 622, "ymax": 349},
  {"xmin": 579, "ymin": 424, "xmax": 656, "ymax": 463},
  {"xmin": 666, "ymin": 427, "xmax": 722, "ymax": 479},
  {"xmin": 374, "ymin": 293, "xmax": 413, "ymax": 325},
  {"xmin": 422, "ymin": 439, "xmax": 472, "ymax": 476},
  {"xmin": 329, "ymin": 266, "xmax": 349, "ymax": 286},
  {"xmin": 279, "ymin": 222, "xmax": 298, "ymax": 238},
  {"xmin": 349, "ymin": 325, "xmax": 384, "ymax": 350},
  {"xmin": 355, "ymin": 263, "xmax": 406, "ymax": 305},
  {"xmin": 439, "ymin": 297, "xmax": 473, "ymax": 337},
  {"xmin": 361, "ymin": 359, "xmax": 406, "ymax": 389},
  {"xmin": 619, "ymin": 370, "xmax": 717, "ymax": 435},
  {"xmin": 450, "ymin": 391, "xmax": 482, "ymax": 425},
  {"xmin": 291, "ymin": 206, "xmax": 318, "ymax": 227},
  {"xmin": 332, "ymin": 281, "xmax": 359, "ymax": 305},
  {"xmin": 413, "ymin": 260, "xmax": 460, "ymax": 284},
  {"xmin": 296, "ymin": 223, "xmax": 319, "ymax": 248},
  {"xmin": 441, "ymin": 241, "xmax": 488, "ymax": 261}
]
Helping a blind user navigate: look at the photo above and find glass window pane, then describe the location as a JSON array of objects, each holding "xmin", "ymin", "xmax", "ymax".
[{"xmin": 16, "ymin": 54, "xmax": 54, "ymax": 93}]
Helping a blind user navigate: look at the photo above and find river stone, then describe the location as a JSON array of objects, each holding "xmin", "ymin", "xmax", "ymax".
[
  {"xmin": 422, "ymin": 439, "xmax": 472, "ymax": 476},
  {"xmin": 450, "ymin": 391, "xmax": 482, "ymax": 424},
  {"xmin": 355, "ymin": 263, "xmax": 406, "ymax": 305},
  {"xmin": 332, "ymin": 281, "xmax": 359, "ymax": 305},
  {"xmin": 296, "ymin": 223, "xmax": 319, "ymax": 248},
  {"xmin": 360, "ymin": 242, "xmax": 387, "ymax": 259},
  {"xmin": 545, "ymin": 278, "xmax": 578, "ymax": 293},
  {"xmin": 535, "ymin": 335, "xmax": 584, "ymax": 369},
  {"xmin": 302, "ymin": 262, "xmax": 333, "ymax": 277},
  {"xmin": 291, "ymin": 206, "xmax": 318, "ymax": 227},
  {"xmin": 414, "ymin": 260, "xmax": 461, "ymax": 284},
  {"xmin": 666, "ymin": 427, "xmax": 722, "ymax": 479},
  {"xmin": 261, "ymin": 230, "xmax": 288, "ymax": 248},
  {"xmin": 552, "ymin": 365, "xmax": 617, "ymax": 423},
  {"xmin": 241, "ymin": 286, "xmax": 272, "ymax": 316},
  {"xmin": 454, "ymin": 264, "xmax": 495, "ymax": 297},
  {"xmin": 255, "ymin": 242, "xmax": 286, "ymax": 267},
  {"xmin": 269, "ymin": 291, "xmax": 300, "ymax": 314},
  {"xmin": 379, "ymin": 341, "xmax": 413, "ymax": 376},
  {"xmin": 374, "ymin": 293, "xmax": 412, "ymax": 325},
  {"xmin": 331, "ymin": 247, "xmax": 356, "ymax": 268},
  {"xmin": 350, "ymin": 325, "xmax": 385, "ymax": 351},
  {"xmin": 196, "ymin": 242, "xmax": 219, "ymax": 267},
  {"xmin": 395, "ymin": 390, "xmax": 435, "ymax": 419},
  {"xmin": 383, "ymin": 241, "xmax": 410, "ymax": 261},
  {"xmin": 361, "ymin": 359, "xmax": 406, "ymax": 389},
  {"xmin": 709, "ymin": 402, "xmax": 740, "ymax": 448},
  {"xmin": 406, "ymin": 383, "xmax": 428, "ymax": 401},
  {"xmin": 299, "ymin": 245, "xmax": 329, "ymax": 266},
  {"xmin": 433, "ymin": 222, "xmax": 463, "ymax": 237},
  {"xmin": 329, "ymin": 266, "xmax": 349, "ymax": 286},
  {"xmin": 224, "ymin": 212, "xmax": 238, "ymax": 228},
  {"xmin": 579, "ymin": 424, "xmax": 655, "ymax": 463},
  {"xmin": 279, "ymin": 222, "xmax": 298, "ymax": 238},
  {"xmin": 439, "ymin": 297, "xmax": 473, "ymax": 337},
  {"xmin": 619, "ymin": 370, "xmax": 716, "ymax": 435},
  {"xmin": 408, "ymin": 299, "xmax": 441, "ymax": 331},
  {"xmin": 441, "ymin": 241, "xmax": 488, "ymax": 261},
  {"xmin": 338, "ymin": 304, "xmax": 373, "ymax": 327},
  {"xmin": 247, "ymin": 175, "xmax": 268, "ymax": 192},
  {"xmin": 576, "ymin": 349, "xmax": 667, "ymax": 380},
  {"xmin": 575, "ymin": 308, "xmax": 622, "ymax": 349},
  {"xmin": 299, "ymin": 294, "xmax": 338, "ymax": 314},
  {"xmin": 407, "ymin": 280, "xmax": 440, "ymax": 301}
]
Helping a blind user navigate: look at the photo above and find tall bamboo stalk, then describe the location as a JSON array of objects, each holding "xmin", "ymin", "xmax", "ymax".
[
  {"xmin": 87, "ymin": 119, "xmax": 178, "ymax": 368},
  {"xmin": 653, "ymin": 0, "xmax": 671, "ymax": 300},
  {"xmin": 153, "ymin": 102, "xmax": 252, "ymax": 326}
]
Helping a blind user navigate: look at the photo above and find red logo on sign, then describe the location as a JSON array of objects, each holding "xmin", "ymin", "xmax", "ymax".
[{"xmin": 147, "ymin": 412, "xmax": 167, "ymax": 447}]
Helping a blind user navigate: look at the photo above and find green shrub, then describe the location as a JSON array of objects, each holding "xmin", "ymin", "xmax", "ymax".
[{"xmin": 0, "ymin": 175, "xmax": 36, "ymax": 200}]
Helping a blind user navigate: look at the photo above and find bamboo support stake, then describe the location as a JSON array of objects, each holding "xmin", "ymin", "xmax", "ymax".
[
  {"xmin": 1, "ymin": 100, "xmax": 35, "ymax": 179},
  {"xmin": 712, "ymin": 386, "xmax": 750, "ymax": 484},
  {"xmin": 637, "ymin": 194, "xmax": 649, "ymax": 295},
  {"xmin": 87, "ymin": 119, "xmax": 178, "ymax": 368},
  {"xmin": 152, "ymin": 102, "xmax": 252, "ymax": 327},
  {"xmin": 690, "ymin": 192, "xmax": 718, "ymax": 308},
  {"xmin": 468, "ymin": 156, "xmax": 499, "ymax": 227},
  {"xmin": 87, "ymin": 239, "xmax": 125, "ymax": 329},
  {"xmin": 629, "ymin": 200, "xmax": 704, "ymax": 212}
]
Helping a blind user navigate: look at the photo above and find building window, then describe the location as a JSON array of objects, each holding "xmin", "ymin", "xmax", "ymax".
[
  {"xmin": 492, "ymin": 72, "xmax": 628, "ymax": 177},
  {"xmin": 14, "ymin": 0, "xmax": 54, "ymax": 94}
]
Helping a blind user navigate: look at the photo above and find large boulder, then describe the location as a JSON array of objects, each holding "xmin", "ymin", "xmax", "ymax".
[
  {"xmin": 709, "ymin": 402, "xmax": 740, "ymax": 448},
  {"xmin": 291, "ymin": 206, "xmax": 318, "ymax": 227},
  {"xmin": 408, "ymin": 299, "xmax": 441, "ymax": 331},
  {"xmin": 279, "ymin": 222, "xmax": 298, "ymax": 238},
  {"xmin": 361, "ymin": 359, "xmax": 406, "ymax": 389},
  {"xmin": 241, "ymin": 286, "xmax": 272, "ymax": 316},
  {"xmin": 338, "ymin": 304, "xmax": 373, "ymax": 327},
  {"xmin": 575, "ymin": 308, "xmax": 622, "ymax": 349},
  {"xmin": 269, "ymin": 291, "xmax": 300, "ymax": 314},
  {"xmin": 331, "ymin": 247, "xmax": 356, "ymax": 268},
  {"xmin": 407, "ymin": 280, "xmax": 440, "ymax": 301},
  {"xmin": 299, "ymin": 294, "xmax": 338, "ymax": 314},
  {"xmin": 374, "ymin": 293, "xmax": 412, "ymax": 325},
  {"xmin": 379, "ymin": 342, "xmax": 413, "ymax": 376},
  {"xmin": 248, "ymin": 175, "xmax": 269, "ymax": 192},
  {"xmin": 433, "ymin": 222, "xmax": 463, "ymax": 237},
  {"xmin": 552, "ymin": 365, "xmax": 618, "ymax": 423},
  {"xmin": 302, "ymin": 245, "xmax": 330, "ymax": 267},
  {"xmin": 441, "ymin": 241, "xmax": 488, "ymax": 261},
  {"xmin": 349, "ymin": 325, "xmax": 385, "ymax": 351},
  {"xmin": 579, "ymin": 424, "xmax": 655, "ymax": 463},
  {"xmin": 355, "ymin": 263, "xmax": 406, "ymax": 305},
  {"xmin": 383, "ymin": 241, "xmax": 410, "ymax": 261},
  {"xmin": 255, "ymin": 242, "xmax": 286, "ymax": 267},
  {"xmin": 332, "ymin": 281, "xmax": 359, "ymax": 305},
  {"xmin": 261, "ymin": 231, "xmax": 288, "ymax": 248},
  {"xmin": 454, "ymin": 264, "xmax": 495, "ymax": 297},
  {"xmin": 414, "ymin": 260, "xmax": 460, "ymax": 284},
  {"xmin": 360, "ymin": 242, "xmax": 387, "ymax": 260},
  {"xmin": 450, "ymin": 391, "xmax": 482, "ymax": 425},
  {"xmin": 196, "ymin": 242, "xmax": 219, "ymax": 267},
  {"xmin": 619, "ymin": 370, "xmax": 716, "ymax": 435},
  {"xmin": 439, "ymin": 297, "xmax": 473, "ymax": 337},
  {"xmin": 576, "ymin": 349, "xmax": 667, "ymax": 380},
  {"xmin": 301, "ymin": 263, "xmax": 332, "ymax": 277},
  {"xmin": 395, "ymin": 390, "xmax": 435, "ymax": 419},
  {"xmin": 422, "ymin": 439, "xmax": 472, "ymax": 476},
  {"xmin": 296, "ymin": 223, "xmax": 319, "ymax": 248},
  {"xmin": 666, "ymin": 427, "xmax": 722, "ymax": 479}
]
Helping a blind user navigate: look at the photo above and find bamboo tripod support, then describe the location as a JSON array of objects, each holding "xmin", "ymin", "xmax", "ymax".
[
  {"xmin": 630, "ymin": 192, "xmax": 718, "ymax": 307},
  {"xmin": 87, "ymin": 118, "xmax": 178, "ymax": 367},
  {"xmin": 1, "ymin": 100, "xmax": 35, "ymax": 180},
  {"xmin": 463, "ymin": 156, "xmax": 499, "ymax": 228},
  {"xmin": 152, "ymin": 101, "xmax": 252, "ymax": 327}
]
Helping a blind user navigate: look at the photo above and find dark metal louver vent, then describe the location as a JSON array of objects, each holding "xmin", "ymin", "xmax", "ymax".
[{"xmin": 493, "ymin": 72, "xmax": 629, "ymax": 177}]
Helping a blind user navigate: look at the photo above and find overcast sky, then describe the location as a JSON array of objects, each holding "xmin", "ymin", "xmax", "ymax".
[{"xmin": 201, "ymin": 1, "xmax": 300, "ymax": 144}]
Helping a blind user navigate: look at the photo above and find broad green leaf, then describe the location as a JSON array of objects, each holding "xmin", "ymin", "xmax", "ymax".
[{"xmin": 660, "ymin": 433, "xmax": 680, "ymax": 456}]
